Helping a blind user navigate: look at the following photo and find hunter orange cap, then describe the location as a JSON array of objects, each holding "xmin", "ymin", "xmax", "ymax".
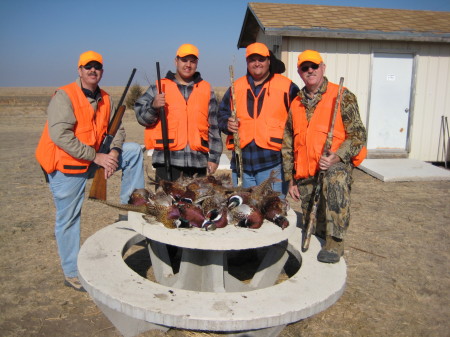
[
  {"xmin": 78, "ymin": 51, "xmax": 103, "ymax": 67},
  {"xmin": 176, "ymin": 44, "xmax": 199, "ymax": 58},
  {"xmin": 297, "ymin": 50, "xmax": 323, "ymax": 67},
  {"xmin": 246, "ymin": 42, "xmax": 270, "ymax": 58}
]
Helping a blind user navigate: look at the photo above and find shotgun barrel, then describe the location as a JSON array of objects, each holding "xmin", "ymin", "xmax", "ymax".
[{"xmin": 156, "ymin": 62, "xmax": 172, "ymax": 181}]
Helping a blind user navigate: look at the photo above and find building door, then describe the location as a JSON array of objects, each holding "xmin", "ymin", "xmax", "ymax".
[{"xmin": 367, "ymin": 53, "xmax": 414, "ymax": 151}]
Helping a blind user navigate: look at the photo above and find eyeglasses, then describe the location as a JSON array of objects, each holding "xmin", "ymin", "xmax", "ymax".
[
  {"xmin": 300, "ymin": 64, "xmax": 319, "ymax": 72},
  {"xmin": 82, "ymin": 63, "xmax": 103, "ymax": 71}
]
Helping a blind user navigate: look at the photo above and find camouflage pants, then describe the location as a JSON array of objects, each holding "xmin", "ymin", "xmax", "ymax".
[{"xmin": 296, "ymin": 162, "xmax": 354, "ymax": 240}]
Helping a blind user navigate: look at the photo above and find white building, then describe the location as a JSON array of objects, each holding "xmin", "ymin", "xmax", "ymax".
[{"xmin": 238, "ymin": 3, "xmax": 450, "ymax": 162}]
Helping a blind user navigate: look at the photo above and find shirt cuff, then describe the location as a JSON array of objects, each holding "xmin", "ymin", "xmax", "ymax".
[{"xmin": 111, "ymin": 147, "xmax": 122, "ymax": 155}]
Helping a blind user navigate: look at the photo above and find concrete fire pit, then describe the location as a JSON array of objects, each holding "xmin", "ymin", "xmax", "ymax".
[{"xmin": 78, "ymin": 210, "xmax": 346, "ymax": 337}]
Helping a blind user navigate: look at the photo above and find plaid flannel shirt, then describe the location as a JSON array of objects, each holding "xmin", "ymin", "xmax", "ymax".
[{"xmin": 134, "ymin": 71, "xmax": 222, "ymax": 168}]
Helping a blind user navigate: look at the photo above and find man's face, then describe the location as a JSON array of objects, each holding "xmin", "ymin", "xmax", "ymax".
[
  {"xmin": 298, "ymin": 62, "xmax": 326, "ymax": 91},
  {"xmin": 78, "ymin": 61, "xmax": 103, "ymax": 89},
  {"xmin": 175, "ymin": 55, "xmax": 198, "ymax": 82},
  {"xmin": 246, "ymin": 54, "xmax": 270, "ymax": 81}
]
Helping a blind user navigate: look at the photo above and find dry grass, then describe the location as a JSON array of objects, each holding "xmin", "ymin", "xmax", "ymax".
[
  {"xmin": 0, "ymin": 87, "xmax": 449, "ymax": 337},
  {"xmin": 0, "ymin": 86, "xmax": 229, "ymax": 105}
]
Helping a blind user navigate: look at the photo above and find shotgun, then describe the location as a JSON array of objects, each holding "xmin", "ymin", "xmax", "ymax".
[
  {"xmin": 302, "ymin": 77, "xmax": 344, "ymax": 252},
  {"xmin": 229, "ymin": 65, "xmax": 244, "ymax": 187},
  {"xmin": 156, "ymin": 62, "xmax": 172, "ymax": 181},
  {"xmin": 88, "ymin": 68, "xmax": 137, "ymax": 200}
]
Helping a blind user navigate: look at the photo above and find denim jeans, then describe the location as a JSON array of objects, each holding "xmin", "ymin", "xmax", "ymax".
[
  {"xmin": 48, "ymin": 142, "xmax": 144, "ymax": 278},
  {"xmin": 232, "ymin": 162, "xmax": 287, "ymax": 198}
]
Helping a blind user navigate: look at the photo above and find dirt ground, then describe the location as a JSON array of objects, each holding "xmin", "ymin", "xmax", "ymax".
[{"xmin": 0, "ymin": 87, "xmax": 449, "ymax": 337}]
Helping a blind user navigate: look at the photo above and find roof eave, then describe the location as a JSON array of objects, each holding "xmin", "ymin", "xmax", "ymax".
[
  {"xmin": 264, "ymin": 27, "xmax": 450, "ymax": 43},
  {"xmin": 237, "ymin": 6, "xmax": 264, "ymax": 49}
]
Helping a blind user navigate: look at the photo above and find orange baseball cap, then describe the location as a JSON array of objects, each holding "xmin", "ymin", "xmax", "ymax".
[
  {"xmin": 246, "ymin": 42, "xmax": 270, "ymax": 58},
  {"xmin": 176, "ymin": 44, "xmax": 199, "ymax": 58},
  {"xmin": 78, "ymin": 51, "xmax": 103, "ymax": 67},
  {"xmin": 297, "ymin": 50, "xmax": 323, "ymax": 67}
]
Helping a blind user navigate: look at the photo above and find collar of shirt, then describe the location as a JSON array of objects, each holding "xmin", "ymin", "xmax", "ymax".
[
  {"xmin": 165, "ymin": 70, "xmax": 203, "ymax": 85},
  {"xmin": 81, "ymin": 86, "xmax": 101, "ymax": 100},
  {"xmin": 300, "ymin": 76, "xmax": 329, "ymax": 107},
  {"xmin": 75, "ymin": 77, "xmax": 102, "ymax": 101}
]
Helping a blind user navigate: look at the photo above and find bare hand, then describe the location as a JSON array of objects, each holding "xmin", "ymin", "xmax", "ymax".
[
  {"xmin": 288, "ymin": 180, "xmax": 300, "ymax": 201},
  {"xmin": 152, "ymin": 93, "xmax": 166, "ymax": 109},
  {"xmin": 319, "ymin": 151, "xmax": 341, "ymax": 171},
  {"xmin": 207, "ymin": 162, "xmax": 218, "ymax": 175},
  {"xmin": 227, "ymin": 117, "xmax": 239, "ymax": 133},
  {"xmin": 93, "ymin": 150, "xmax": 119, "ymax": 179}
]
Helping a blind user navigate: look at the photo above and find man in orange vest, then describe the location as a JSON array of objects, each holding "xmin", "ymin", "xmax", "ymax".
[
  {"xmin": 218, "ymin": 42, "xmax": 299, "ymax": 195},
  {"xmin": 135, "ymin": 43, "xmax": 223, "ymax": 182},
  {"xmin": 36, "ymin": 51, "xmax": 145, "ymax": 291},
  {"xmin": 282, "ymin": 50, "xmax": 367, "ymax": 263}
]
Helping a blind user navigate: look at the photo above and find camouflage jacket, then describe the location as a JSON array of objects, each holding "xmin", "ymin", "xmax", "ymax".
[{"xmin": 282, "ymin": 77, "xmax": 367, "ymax": 181}]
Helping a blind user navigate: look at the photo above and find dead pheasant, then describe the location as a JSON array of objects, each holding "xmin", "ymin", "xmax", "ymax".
[
  {"xmin": 261, "ymin": 194, "xmax": 290, "ymax": 229},
  {"xmin": 228, "ymin": 203, "xmax": 264, "ymax": 229},
  {"xmin": 177, "ymin": 200, "xmax": 206, "ymax": 228},
  {"xmin": 95, "ymin": 170, "xmax": 290, "ymax": 230},
  {"xmin": 148, "ymin": 177, "xmax": 186, "ymax": 201},
  {"xmin": 200, "ymin": 193, "xmax": 229, "ymax": 230},
  {"xmin": 203, "ymin": 208, "xmax": 228, "ymax": 230},
  {"xmin": 128, "ymin": 188, "xmax": 150, "ymax": 206},
  {"xmin": 91, "ymin": 190, "xmax": 180, "ymax": 229},
  {"xmin": 246, "ymin": 169, "xmax": 281, "ymax": 200}
]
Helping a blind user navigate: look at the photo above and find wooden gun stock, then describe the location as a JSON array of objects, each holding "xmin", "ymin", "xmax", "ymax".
[
  {"xmin": 89, "ymin": 167, "xmax": 107, "ymax": 200},
  {"xmin": 88, "ymin": 68, "xmax": 136, "ymax": 201},
  {"xmin": 88, "ymin": 105, "xmax": 126, "ymax": 200}
]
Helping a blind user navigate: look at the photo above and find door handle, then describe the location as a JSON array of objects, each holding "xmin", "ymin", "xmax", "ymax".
[{"xmin": 405, "ymin": 108, "xmax": 409, "ymax": 113}]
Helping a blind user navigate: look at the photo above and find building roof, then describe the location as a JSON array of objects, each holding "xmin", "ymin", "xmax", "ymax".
[{"xmin": 238, "ymin": 3, "xmax": 450, "ymax": 47}]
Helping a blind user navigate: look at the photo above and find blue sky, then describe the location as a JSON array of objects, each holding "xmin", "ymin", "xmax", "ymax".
[{"xmin": 0, "ymin": 0, "xmax": 449, "ymax": 87}]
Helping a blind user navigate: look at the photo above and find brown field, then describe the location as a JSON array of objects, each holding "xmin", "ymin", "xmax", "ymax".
[{"xmin": 0, "ymin": 87, "xmax": 449, "ymax": 337}]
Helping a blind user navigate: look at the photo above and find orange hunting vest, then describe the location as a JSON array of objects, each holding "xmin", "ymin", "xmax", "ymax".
[
  {"xmin": 144, "ymin": 79, "xmax": 211, "ymax": 152},
  {"xmin": 226, "ymin": 74, "xmax": 292, "ymax": 151},
  {"xmin": 35, "ymin": 82, "xmax": 111, "ymax": 174},
  {"xmin": 291, "ymin": 82, "xmax": 367, "ymax": 179}
]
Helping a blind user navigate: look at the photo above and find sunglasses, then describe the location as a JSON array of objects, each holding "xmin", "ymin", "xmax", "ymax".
[
  {"xmin": 300, "ymin": 63, "xmax": 319, "ymax": 72},
  {"xmin": 82, "ymin": 63, "xmax": 103, "ymax": 71}
]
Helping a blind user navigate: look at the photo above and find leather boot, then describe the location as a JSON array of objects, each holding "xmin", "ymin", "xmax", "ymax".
[{"xmin": 317, "ymin": 235, "xmax": 344, "ymax": 263}]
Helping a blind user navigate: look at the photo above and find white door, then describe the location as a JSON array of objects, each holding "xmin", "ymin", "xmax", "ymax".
[{"xmin": 367, "ymin": 53, "xmax": 414, "ymax": 150}]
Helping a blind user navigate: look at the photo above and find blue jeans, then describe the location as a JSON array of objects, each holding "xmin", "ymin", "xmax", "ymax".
[
  {"xmin": 232, "ymin": 162, "xmax": 287, "ymax": 198},
  {"xmin": 48, "ymin": 142, "xmax": 144, "ymax": 278}
]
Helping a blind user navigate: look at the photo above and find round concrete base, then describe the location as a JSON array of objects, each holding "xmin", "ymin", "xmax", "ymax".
[{"xmin": 78, "ymin": 211, "xmax": 346, "ymax": 336}]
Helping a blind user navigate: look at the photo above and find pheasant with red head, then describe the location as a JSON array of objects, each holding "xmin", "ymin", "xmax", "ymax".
[{"xmin": 261, "ymin": 194, "xmax": 290, "ymax": 229}]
